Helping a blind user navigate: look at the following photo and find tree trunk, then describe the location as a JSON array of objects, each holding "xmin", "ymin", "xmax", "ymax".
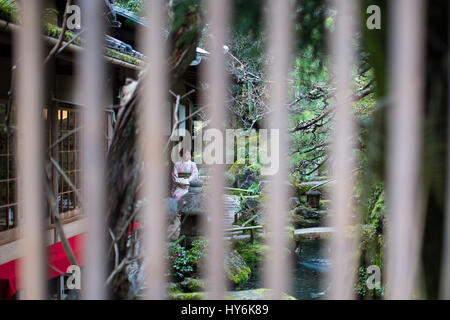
[{"xmin": 105, "ymin": 1, "xmax": 202, "ymax": 299}]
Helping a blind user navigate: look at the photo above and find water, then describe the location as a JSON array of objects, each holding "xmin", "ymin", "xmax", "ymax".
[
  {"xmin": 239, "ymin": 240, "xmax": 331, "ymax": 300},
  {"xmin": 293, "ymin": 240, "xmax": 331, "ymax": 299}
]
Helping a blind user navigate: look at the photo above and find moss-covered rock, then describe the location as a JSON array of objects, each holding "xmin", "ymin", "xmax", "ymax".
[
  {"xmin": 225, "ymin": 250, "xmax": 251, "ymax": 286},
  {"xmin": 233, "ymin": 240, "xmax": 268, "ymax": 269},
  {"xmin": 319, "ymin": 199, "xmax": 331, "ymax": 209},
  {"xmin": 169, "ymin": 292, "xmax": 205, "ymax": 300},
  {"xmin": 168, "ymin": 288, "xmax": 296, "ymax": 300},
  {"xmin": 239, "ymin": 198, "xmax": 262, "ymax": 222},
  {"xmin": 180, "ymin": 277, "xmax": 205, "ymax": 292},
  {"xmin": 289, "ymin": 208, "xmax": 326, "ymax": 228},
  {"xmin": 168, "ymin": 282, "xmax": 183, "ymax": 295}
]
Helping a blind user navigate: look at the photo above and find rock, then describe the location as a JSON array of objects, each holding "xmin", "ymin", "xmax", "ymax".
[
  {"xmin": 168, "ymin": 292, "xmax": 205, "ymax": 300},
  {"xmin": 188, "ymin": 186, "xmax": 203, "ymax": 194},
  {"xmin": 168, "ymin": 288, "xmax": 296, "ymax": 300},
  {"xmin": 224, "ymin": 250, "xmax": 251, "ymax": 287},
  {"xmin": 243, "ymin": 199, "xmax": 261, "ymax": 211},
  {"xmin": 289, "ymin": 208, "xmax": 324, "ymax": 228},
  {"xmin": 189, "ymin": 179, "xmax": 204, "ymax": 188},
  {"xmin": 186, "ymin": 179, "xmax": 203, "ymax": 194},
  {"xmin": 168, "ymin": 282, "xmax": 183, "ymax": 295},
  {"xmin": 291, "ymin": 215, "xmax": 321, "ymax": 228},
  {"xmin": 165, "ymin": 197, "xmax": 178, "ymax": 220},
  {"xmin": 235, "ymin": 168, "xmax": 258, "ymax": 190},
  {"xmin": 178, "ymin": 193, "xmax": 207, "ymax": 216},
  {"xmin": 224, "ymin": 172, "xmax": 236, "ymax": 187},
  {"xmin": 235, "ymin": 240, "xmax": 268, "ymax": 269},
  {"xmin": 167, "ymin": 214, "xmax": 181, "ymax": 241},
  {"xmin": 180, "ymin": 277, "xmax": 206, "ymax": 292},
  {"xmin": 240, "ymin": 199, "xmax": 262, "ymax": 222},
  {"xmin": 126, "ymin": 257, "xmax": 145, "ymax": 299},
  {"xmin": 164, "ymin": 197, "xmax": 180, "ymax": 241},
  {"xmin": 178, "ymin": 192, "xmax": 207, "ymax": 238},
  {"xmin": 295, "ymin": 206, "xmax": 320, "ymax": 219},
  {"xmin": 288, "ymin": 197, "xmax": 300, "ymax": 210}
]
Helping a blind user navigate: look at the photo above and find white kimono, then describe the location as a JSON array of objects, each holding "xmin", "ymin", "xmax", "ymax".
[{"xmin": 171, "ymin": 160, "xmax": 199, "ymax": 200}]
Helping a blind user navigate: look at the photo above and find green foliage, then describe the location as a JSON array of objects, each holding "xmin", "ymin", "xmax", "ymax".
[
  {"xmin": 168, "ymin": 0, "xmax": 202, "ymax": 48},
  {"xmin": 113, "ymin": 0, "xmax": 142, "ymax": 15},
  {"xmin": 0, "ymin": 0, "xmax": 17, "ymax": 22},
  {"xmin": 354, "ymin": 266, "xmax": 384, "ymax": 298},
  {"xmin": 233, "ymin": 240, "xmax": 267, "ymax": 270},
  {"xmin": 231, "ymin": 0, "xmax": 263, "ymax": 40},
  {"xmin": 167, "ymin": 243, "xmax": 194, "ymax": 279},
  {"xmin": 180, "ymin": 277, "xmax": 205, "ymax": 292},
  {"xmin": 224, "ymin": 172, "xmax": 235, "ymax": 187},
  {"xmin": 228, "ymin": 264, "xmax": 251, "ymax": 285},
  {"xmin": 43, "ymin": 22, "xmax": 81, "ymax": 45},
  {"xmin": 188, "ymin": 238, "xmax": 208, "ymax": 265},
  {"xmin": 167, "ymin": 237, "xmax": 207, "ymax": 280},
  {"xmin": 231, "ymin": 0, "xmax": 328, "ymax": 56},
  {"xmin": 354, "ymin": 182, "xmax": 385, "ymax": 299},
  {"xmin": 42, "ymin": 23, "xmax": 144, "ymax": 66},
  {"xmin": 247, "ymin": 182, "xmax": 260, "ymax": 195},
  {"xmin": 104, "ymin": 48, "xmax": 144, "ymax": 66}
]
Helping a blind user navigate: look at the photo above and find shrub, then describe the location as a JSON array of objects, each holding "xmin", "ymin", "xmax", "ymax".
[{"xmin": 167, "ymin": 237, "xmax": 207, "ymax": 280}]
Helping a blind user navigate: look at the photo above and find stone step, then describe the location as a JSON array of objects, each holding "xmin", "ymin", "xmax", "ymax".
[{"xmin": 294, "ymin": 227, "xmax": 335, "ymax": 241}]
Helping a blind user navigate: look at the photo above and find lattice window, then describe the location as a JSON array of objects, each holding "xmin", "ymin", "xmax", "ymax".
[
  {"xmin": 0, "ymin": 101, "xmax": 17, "ymax": 232},
  {"xmin": 56, "ymin": 104, "xmax": 81, "ymax": 214}
]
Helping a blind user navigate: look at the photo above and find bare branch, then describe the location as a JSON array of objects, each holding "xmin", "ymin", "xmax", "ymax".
[
  {"xmin": 290, "ymin": 106, "xmax": 334, "ymax": 133},
  {"xmin": 43, "ymin": 0, "xmax": 72, "ymax": 65},
  {"xmin": 49, "ymin": 156, "xmax": 83, "ymax": 204},
  {"xmin": 45, "ymin": 163, "xmax": 78, "ymax": 266}
]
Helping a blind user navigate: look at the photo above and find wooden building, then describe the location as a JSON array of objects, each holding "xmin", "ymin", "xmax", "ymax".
[{"xmin": 0, "ymin": 0, "xmax": 202, "ymax": 299}]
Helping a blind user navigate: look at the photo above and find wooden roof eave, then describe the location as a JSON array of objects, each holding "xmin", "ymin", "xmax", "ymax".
[{"xmin": 0, "ymin": 18, "xmax": 144, "ymax": 71}]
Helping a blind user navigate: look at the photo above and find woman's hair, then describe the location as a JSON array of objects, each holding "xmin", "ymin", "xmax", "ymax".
[{"xmin": 181, "ymin": 149, "xmax": 191, "ymax": 157}]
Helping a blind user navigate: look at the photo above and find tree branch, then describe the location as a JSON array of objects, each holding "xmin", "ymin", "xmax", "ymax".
[
  {"xmin": 45, "ymin": 162, "xmax": 78, "ymax": 266},
  {"xmin": 290, "ymin": 106, "xmax": 333, "ymax": 133},
  {"xmin": 43, "ymin": 0, "xmax": 72, "ymax": 65}
]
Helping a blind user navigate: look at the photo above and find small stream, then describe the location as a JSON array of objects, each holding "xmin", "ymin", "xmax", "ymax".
[{"xmin": 239, "ymin": 240, "xmax": 332, "ymax": 299}]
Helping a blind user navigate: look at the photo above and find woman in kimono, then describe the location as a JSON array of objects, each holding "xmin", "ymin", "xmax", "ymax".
[{"xmin": 171, "ymin": 149, "xmax": 199, "ymax": 200}]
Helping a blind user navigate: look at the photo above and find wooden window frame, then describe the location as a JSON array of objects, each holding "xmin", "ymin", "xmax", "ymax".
[{"xmin": 0, "ymin": 99, "xmax": 17, "ymax": 233}]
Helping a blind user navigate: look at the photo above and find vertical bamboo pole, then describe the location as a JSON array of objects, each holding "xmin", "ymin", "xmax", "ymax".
[
  {"xmin": 441, "ymin": 2, "xmax": 450, "ymax": 299},
  {"xmin": 386, "ymin": 0, "xmax": 425, "ymax": 299},
  {"xmin": 15, "ymin": 0, "xmax": 45, "ymax": 300},
  {"xmin": 139, "ymin": 0, "xmax": 168, "ymax": 300},
  {"xmin": 80, "ymin": 0, "xmax": 106, "ymax": 299},
  {"xmin": 263, "ymin": 0, "xmax": 292, "ymax": 300},
  {"xmin": 327, "ymin": 0, "xmax": 359, "ymax": 300},
  {"xmin": 203, "ymin": 0, "xmax": 229, "ymax": 300}
]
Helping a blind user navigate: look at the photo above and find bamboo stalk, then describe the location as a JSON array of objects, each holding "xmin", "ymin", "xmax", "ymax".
[
  {"xmin": 224, "ymin": 226, "xmax": 262, "ymax": 232},
  {"xmin": 241, "ymin": 214, "xmax": 258, "ymax": 227}
]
